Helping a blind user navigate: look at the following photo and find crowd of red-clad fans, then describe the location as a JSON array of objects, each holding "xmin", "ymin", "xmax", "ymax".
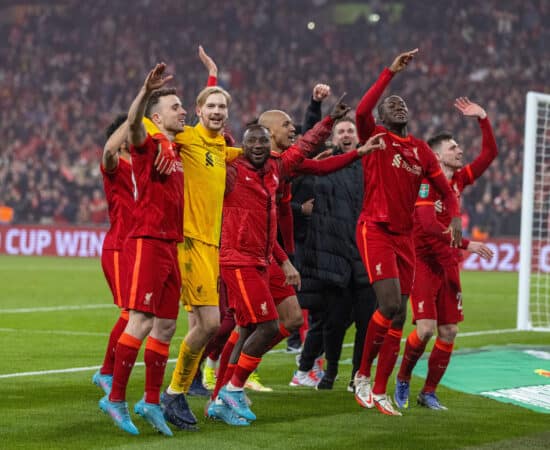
[{"xmin": 0, "ymin": 0, "xmax": 548, "ymax": 237}]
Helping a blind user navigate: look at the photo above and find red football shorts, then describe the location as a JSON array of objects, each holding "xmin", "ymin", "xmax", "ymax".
[
  {"xmin": 356, "ymin": 221, "xmax": 415, "ymax": 295},
  {"xmin": 221, "ymin": 266, "xmax": 279, "ymax": 327},
  {"xmin": 268, "ymin": 259, "xmax": 296, "ymax": 305},
  {"xmin": 124, "ymin": 237, "xmax": 181, "ymax": 320},
  {"xmin": 410, "ymin": 256, "xmax": 464, "ymax": 325},
  {"xmin": 101, "ymin": 248, "xmax": 125, "ymax": 308}
]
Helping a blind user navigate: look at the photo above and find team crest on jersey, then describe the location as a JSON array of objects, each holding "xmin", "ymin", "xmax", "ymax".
[
  {"xmin": 419, "ymin": 183, "xmax": 430, "ymax": 198},
  {"xmin": 144, "ymin": 292, "xmax": 153, "ymax": 305},
  {"xmin": 418, "ymin": 301, "xmax": 424, "ymax": 313},
  {"xmin": 260, "ymin": 302, "xmax": 268, "ymax": 316}
]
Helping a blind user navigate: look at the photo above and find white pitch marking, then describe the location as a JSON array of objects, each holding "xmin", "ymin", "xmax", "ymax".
[
  {"xmin": 0, "ymin": 359, "xmax": 178, "ymax": 379},
  {"xmin": 0, "ymin": 329, "xmax": 526, "ymax": 379},
  {"xmin": 0, "ymin": 304, "xmax": 114, "ymax": 314},
  {"xmin": 0, "ymin": 328, "xmax": 109, "ymax": 337}
]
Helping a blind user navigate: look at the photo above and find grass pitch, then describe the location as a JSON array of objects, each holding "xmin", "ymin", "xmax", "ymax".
[{"xmin": 1, "ymin": 255, "xmax": 549, "ymax": 449}]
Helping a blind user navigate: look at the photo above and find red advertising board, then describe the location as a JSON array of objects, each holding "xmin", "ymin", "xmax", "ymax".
[
  {"xmin": 0, "ymin": 225, "xmax": 107, "ymax": 258},
  {"xmin": 0, "ymin": 226, "xmax": 545, "ymax": 274}
]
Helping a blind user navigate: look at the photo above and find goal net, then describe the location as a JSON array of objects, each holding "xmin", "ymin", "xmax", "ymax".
[{"xmin": 518, "ymin": 92, "xmax": 550, "ymax": 331}]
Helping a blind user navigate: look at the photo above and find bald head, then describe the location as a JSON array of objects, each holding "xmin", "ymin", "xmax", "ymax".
[{"xmin": 258, "ymin": 110, "xmax": 296, "ymax": 152}]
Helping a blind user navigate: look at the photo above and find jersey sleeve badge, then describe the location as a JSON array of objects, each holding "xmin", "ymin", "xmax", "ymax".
[{"xmin": 419, "ymin": 183, "xmax": 430, "ymax": 198}]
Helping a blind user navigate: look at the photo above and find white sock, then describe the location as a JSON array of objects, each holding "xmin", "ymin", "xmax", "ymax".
[
  {"xmin": 206, "ymin": 357, "xmax": 218, "ymax": 369},
  {"xmin": 226, "ymin": 382, "xmax": 243, "ymax": 392}
]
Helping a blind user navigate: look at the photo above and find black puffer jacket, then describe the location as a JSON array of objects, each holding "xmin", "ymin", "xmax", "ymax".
[{"xmin": 299, "ymin": 148, "xmax": 370, "ymax": 289}]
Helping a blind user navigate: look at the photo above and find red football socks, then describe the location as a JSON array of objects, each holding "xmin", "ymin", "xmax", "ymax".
[
  {"xmin": 397, "ymin": 329, "xmax": 428, "ymax": 382},
  {"xmin": 212, "ymin": 330, "xmax": 239, "ymax": 400},
  {"xmin": 358, "ymin": 310, "xmax": 391, "ymax": 377},
  {"xmin": 100, "ymin": 311, "xmax": 129, "ymax": 375},
  {"xmin": 110, "ymin": 332, "xmax": 142, "ymax": 402},
  {"xmin": 230, "ymin": 353, "xmax": 262, "ymax": 389},
  {"xmin": 144, "ymin": 336, "xmax": 170, "ymax": 404},
  {"xmin": 423, "ymin": 338, "xmax": 454, "ymax": 393},
  {"xmin": 372, "ymin": 327, "xmax": 402, "ymax": 395}
]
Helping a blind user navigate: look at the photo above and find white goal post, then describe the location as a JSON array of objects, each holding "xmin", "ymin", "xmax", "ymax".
[{"xmin": 518, "ymin": 91, "xmax": 550, "ymax": 331}]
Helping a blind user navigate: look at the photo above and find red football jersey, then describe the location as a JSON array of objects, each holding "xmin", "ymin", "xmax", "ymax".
[
  {"xmin": 358, "ymin": 127, "xmax": 450, "ymax": 234},
  {"xmin": 356, "ymin": 68, "xmax": 459, "ymax": 234},
  {"xmin": 414, "ymin": 117, "xmax": 498, "ymax": 260},
  {"xmin": 101, "ymin": 158, "xmax": 134, "ymax": 250},
  {"xmin": 128, "ymin": 134, "xmax": 184, "ymax": 242}
]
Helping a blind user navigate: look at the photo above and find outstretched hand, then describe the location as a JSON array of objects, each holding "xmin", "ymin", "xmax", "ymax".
[
  {"xmin": 330, "ymin": 93, "xmax": 351, "ymax": 119},
  {"xmin": 313, "ymin": 149, "xmax": 333, "ymax": 160},
  {"xmin": 198, "ymin": 45, "xmax": 218, "ymax": 77},
  {"xmin": 389, "ymin": 49, "xmax": 418, "ymax": 73},
  {"xmin": 467, "ymin": 241, "xmax": 494, "ymax": 261},
  {"xmin": 357, "ymin": 132, "xmax": 386, "ymax": 156},
  {"xmin": 144, "ymin": 63, "xmax": 173, "ymax": 93},
  {"xmin": 313, "ymin": 84, "xmax": 331, "ymax": 102},
  {"xmin": 454, "ymin": 97, "xmax": 487, "ymax": 119}
]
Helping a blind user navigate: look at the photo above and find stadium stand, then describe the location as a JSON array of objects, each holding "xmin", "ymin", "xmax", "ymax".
[{"xmin": 0, "ymin": 0, "xmax": 548, "ymax": 235}]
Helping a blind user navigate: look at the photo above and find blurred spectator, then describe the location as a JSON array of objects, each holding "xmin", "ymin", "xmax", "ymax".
[{"xmin": 0, "ymin": 0, "xmax": 548, "ymax": 236}]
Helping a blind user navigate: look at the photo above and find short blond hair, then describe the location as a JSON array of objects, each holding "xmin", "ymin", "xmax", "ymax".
[{"xmin": 196, "ymin": 86, "xmax": 232, "ymax": 107}]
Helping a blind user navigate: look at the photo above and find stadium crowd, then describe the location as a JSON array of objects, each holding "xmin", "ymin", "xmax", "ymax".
[{"xmin": 0, "ymin": 0, "xmax": 549, "ymax": 236}]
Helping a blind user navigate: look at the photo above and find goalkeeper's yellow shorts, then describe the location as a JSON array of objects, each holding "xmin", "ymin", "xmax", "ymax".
[{"xmin": 178, "ymin": 237, "xmax": 219, "ymax": 311}]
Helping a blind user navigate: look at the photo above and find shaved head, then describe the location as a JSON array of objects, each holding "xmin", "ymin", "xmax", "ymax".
[
  {"xmin": 258, "ymin": 110, "xmax": 296, "ymax": 152},
  {"xmin": 258, "ymin": 110, "xmax": 289, "ymax": 129}
]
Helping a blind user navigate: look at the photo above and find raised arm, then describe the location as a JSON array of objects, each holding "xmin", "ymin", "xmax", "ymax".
[
  {"xmin": 281, "ymin": 96, "xmax": 350, "ymax": 175},
  {"xmin": 296, "ymin": 132, "xmax": 385, "ymax": 175},
  {"xmin": 102, "ymin": 120, "xmax": 128, "ymax": 172},
  {"xmin": 302, "ymin": 84, "xmax": 330, "ymax": 134},
  {"xmin": 199, "ymin": 45, "xmax": 218, "ymax": 86},
  {"xmin": 127, "ymin": 63, "xmax": 173, "ymax": 147},
  {"xmin": 356, "ymin": 49, "xmax": 418, "ymax": 143},
  {"xmin": 454, "ymin": 98, "xmax": 498, "ymax": 183}
]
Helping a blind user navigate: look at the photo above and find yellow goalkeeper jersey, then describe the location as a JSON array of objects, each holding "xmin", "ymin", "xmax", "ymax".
[{"xmin": 143, "ymin": 118, "xmax": 241, "ymax": 246}]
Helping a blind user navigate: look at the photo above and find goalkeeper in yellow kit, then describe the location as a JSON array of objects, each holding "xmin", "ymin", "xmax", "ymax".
[{"xmin": 144, "ymin": 46, "xmax": 240, "ymax": 430}]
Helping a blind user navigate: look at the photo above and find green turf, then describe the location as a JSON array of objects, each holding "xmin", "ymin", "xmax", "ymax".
[{"xmin": 1, "ymin": 256, "xmax": 549, "ymax": 449}]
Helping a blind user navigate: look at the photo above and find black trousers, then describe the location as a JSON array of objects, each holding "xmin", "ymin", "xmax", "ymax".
[{"xmin": 297, "ymin": 283, "xmax": 377, "ymax": 379}]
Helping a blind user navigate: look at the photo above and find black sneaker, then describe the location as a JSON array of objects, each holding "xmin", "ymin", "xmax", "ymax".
[
  {"xmin": 316, "ymin": 375, "xmax": 335, "ymax": 390},
  {"xmin": 347, "ymin": 379, "xmax": 355, "ymax": 393},
  {"xmin": 160, "ymin": 390, "xmax": 198, "ymax": 430},
  {"xmin": 188, "ymin": 373, "xmax": 211, "ymax": 397}
]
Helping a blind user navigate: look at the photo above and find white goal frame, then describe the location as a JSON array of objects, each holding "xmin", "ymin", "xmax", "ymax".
[{"xmin": 517, "ymin": 91, "xmax": 550, "ymax": 331}]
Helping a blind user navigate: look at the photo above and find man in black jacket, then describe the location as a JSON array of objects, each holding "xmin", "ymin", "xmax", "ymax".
[{"xmin": 290, "ymin": 114, "xmax": 377, "ymax": 390}]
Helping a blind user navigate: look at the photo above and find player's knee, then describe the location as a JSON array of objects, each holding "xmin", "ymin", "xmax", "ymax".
[
  {"xmin": 417, "ymin": 327, "xmax": 434, "ymax": 342},
  {"xmin": 282, "ymin": 312, "xmax": 303, "ymax": 333},
  {"xmin": 152, "ymin": 318, "xmax": 177, "ymax": 342},
  {"xmin": 380, "ymin": 301, "xmax": 402, "ymax": 320},
  {"xmin": 438, "ymin": 324, "xmax": 458, "ymax": 342},
  {"xmin": 261, "ymin": 321, "xmax": 280, "ymax": 340},
  {"xmin": 203, "ymin": 319, "xmax": 221, "ymax": 339},
  {"xmin": 126, "ymin": 312, "xmax": 154, "ymax": 339}
]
